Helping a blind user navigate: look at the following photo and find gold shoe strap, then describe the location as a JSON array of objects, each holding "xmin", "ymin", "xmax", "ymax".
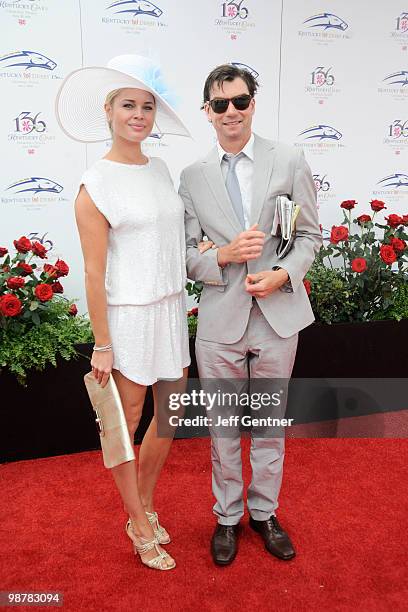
[{"xmin": 146, "ymin": 511, "xmax": 167, "ymax": 537}]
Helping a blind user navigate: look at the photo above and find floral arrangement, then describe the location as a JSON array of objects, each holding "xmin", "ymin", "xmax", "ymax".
[
  {"xmin": 305, "ymin": 200, "xmax": 408, "ymax": 323},
  {"xmin": 0, "ymin": 236, "xmax": 92, "ymax": 383}
]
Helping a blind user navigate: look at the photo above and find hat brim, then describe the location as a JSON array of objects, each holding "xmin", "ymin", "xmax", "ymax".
[{"xmin": 55, "ymin": 66, "xmax": 191, "ymax": 143}]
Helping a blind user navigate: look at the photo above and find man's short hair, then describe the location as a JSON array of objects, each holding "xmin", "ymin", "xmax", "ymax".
[{"xmin": 202, "ymin": 64, "xmax": 259, "ymax": 107}]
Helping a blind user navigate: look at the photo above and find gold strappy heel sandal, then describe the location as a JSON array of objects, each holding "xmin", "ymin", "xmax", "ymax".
[
  {"xmin": 125, "ymin": 520, "xmax": 175, "ymax": 570},
  {"xmin": 146, "ymin": 511, "xmax": 171, "ymax": 544}
]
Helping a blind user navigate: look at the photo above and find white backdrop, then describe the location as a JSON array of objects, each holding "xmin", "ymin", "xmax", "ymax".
[{"xmin": 1, "ymin": 0, "xmax": 407, "ymax": 311}]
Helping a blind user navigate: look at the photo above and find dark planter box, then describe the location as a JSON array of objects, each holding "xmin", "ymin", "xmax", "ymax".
[{"xmin": 1, "ymin": 320, "xmax": 407, "ymax": 463}]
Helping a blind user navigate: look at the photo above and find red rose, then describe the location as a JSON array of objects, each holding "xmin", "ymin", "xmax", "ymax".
[
  {"xmin": 402, "ymin": 215, "xmax": 408, "ymax": 225},
  {"xmin": 380, "ymin": 245, "xmax": 397, "ymax": 265},
  {"xmin": 31, "ymin": 241, "xmax": 47, "ymax": 259},
  {"xmin": 7, "ymin": 276, "xmax": 25, "ymax": 290},
  {"xmin": 303, "ymin": 279, "xmax": 311, "ymax": 295},
  {"xmin": 68, "ymin": 304, "xmax": 78, "ymax": 316},
  {"xmin": 341, "ymin": 199, "xmax": 357, "ymax": 210},
  {"xmin": 389, "ymin": 237, "xmax": 407, "ymax": 253},
  {"xmin": 357, "ymin": 214, "xmax": 371, "ymax": 224},
  {"xmin": 55, "ymin": 259, "xmax": 69, "ymax": 277},
  {"xmin": 385, "ymin": 214, "xmax": 403, "ymax": 228},
  {"xmin": 13, "ymin": 236, "xmax": 32, "ymax": 253},
  {"xmin": 0, "ymin": 247, "xmax": 8, "ymax": 257},
  {"xmin": 191, "ymin": 307, "xmax": 198, "ymax": 317},
  {"xmin": 370, "ymin": 200, "xmax": 387, "ymax": 212},
  {"xmin": 351, "ymin": 258, "xmax": 367, "ymax": 273},
  {"xmin": 17, "ymin": 262, "xmax": 33, "ymax": 276},
  {"xmin": 51, "ymin": 281, "xmax": 64, "ymax": 294},
  {"xmin": 43, "ymin": 263, "xmax": 58, "ymax": 278},
  {"xmin": 0, "ymin": 293, "xmax": 22, "ymax": 317},
  {"xmin": 330, "ymin": 225, "xmax": 349, "ymax": 244},
  {"xmin": 34, "ymin": 283, "xmax": 53, "ymax": 302}
]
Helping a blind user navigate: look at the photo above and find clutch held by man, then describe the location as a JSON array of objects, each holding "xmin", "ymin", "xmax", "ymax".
[
  {"xmin": 271, "ymin": 195, "xmax": 300, "ymax": 259},
  {"xmin": 83, "ymin": 372, "xmax": 135, "ymax": 469}
]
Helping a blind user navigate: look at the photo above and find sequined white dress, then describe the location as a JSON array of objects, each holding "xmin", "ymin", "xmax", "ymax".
[{"xmin": 79, "ymin": 157, "xmax": 190, "ymax": 385}]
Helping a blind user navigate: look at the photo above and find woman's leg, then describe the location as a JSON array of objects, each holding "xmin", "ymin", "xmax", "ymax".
[
  {"xmin": 110, "ymin": 369, "xmax": 174, "ymax": 567},
  {"xmin": 138, "ymin": 368, "xmax": 188, "ymax": 513}
]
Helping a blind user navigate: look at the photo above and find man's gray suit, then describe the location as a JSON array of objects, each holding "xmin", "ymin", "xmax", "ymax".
[{"xmin": 179, "ymin": 134, "xmax": 322, "ymax": 524}]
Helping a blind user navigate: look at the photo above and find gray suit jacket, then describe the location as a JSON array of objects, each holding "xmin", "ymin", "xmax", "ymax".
[{"xmin": 179, "ymin": 134, "xmax": 322, "ymax": 343}]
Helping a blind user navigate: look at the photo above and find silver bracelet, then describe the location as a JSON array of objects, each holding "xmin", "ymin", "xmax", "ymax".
[{"xmin": 93, "ymin": 343, "xmax": 113, "ymax": 352}]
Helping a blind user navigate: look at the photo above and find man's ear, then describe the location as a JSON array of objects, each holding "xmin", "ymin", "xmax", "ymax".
[{"xmin": 204, "ymin": 102, "xmax": 211, "ymax": 122}]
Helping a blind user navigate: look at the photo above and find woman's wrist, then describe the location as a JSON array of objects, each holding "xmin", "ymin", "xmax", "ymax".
[{"xmin": 93, "ymin": 342, "xmax": 113, "ymax": 352}]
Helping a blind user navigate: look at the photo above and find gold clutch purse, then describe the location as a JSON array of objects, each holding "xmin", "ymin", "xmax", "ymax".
[{"xmin": 84, "ymin": 371, "xmax": 135, "ymax": 469}]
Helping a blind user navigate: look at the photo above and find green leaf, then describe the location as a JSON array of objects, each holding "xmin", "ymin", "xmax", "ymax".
[
  {"xmin": 29, "ymin": 301, "xmax": 39, "ymax": 311},
  {"xmin": 31, "ymin": 311, "xmax": 41, "ymax": 325}
]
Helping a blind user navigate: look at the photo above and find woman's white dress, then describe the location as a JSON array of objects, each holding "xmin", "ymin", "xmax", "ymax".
[{"xmin": 79, "ymin": 157, "xmax": 190, "ymax": 385}]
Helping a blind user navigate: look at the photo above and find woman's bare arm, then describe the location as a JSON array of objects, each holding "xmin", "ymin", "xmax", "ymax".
[{"xmin": 75, "ymin": 185, "xmax": 112, "ymax": 386}]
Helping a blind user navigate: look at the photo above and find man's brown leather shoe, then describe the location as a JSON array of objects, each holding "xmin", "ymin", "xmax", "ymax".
[
  {"xmin": 211, "ymin": 523, "xmax": 240, "ymax": 566},
  {"xmin": 249, "ymin": 516, "xmax": 295, "ymax": 560}
]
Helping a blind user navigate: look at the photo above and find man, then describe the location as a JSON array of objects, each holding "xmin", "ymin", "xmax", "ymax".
[{"xmin": 179, "ymin": 64, "xmax": 322, "ymax": 565}]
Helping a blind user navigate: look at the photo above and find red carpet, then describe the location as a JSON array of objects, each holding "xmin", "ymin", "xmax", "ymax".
[{"xmin": 1, "ymin": 438, "xmax": 407, "ymax": 612}]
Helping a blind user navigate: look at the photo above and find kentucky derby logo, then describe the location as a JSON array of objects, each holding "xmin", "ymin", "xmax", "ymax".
[
  {"xmin": 313, "ymin": 173, "xmax": 336, "ymax": 206},
  {"xmin": 388, "ymin": 120, "xmax": 408, "ymax": 139},
  {"xmin": 296, "ymin": 125, "xmax": 344, "ymax": 154},
  {"xmin": 383, "ymin": 120, "xmax": 408, "ymax": 153},
  {"xmin": 306, "ymin": 66, "xmax": 340, "ymax": 100},
  {"xmin": 103, "ymin": 0, "xmax": 166, "ymax": 33},
  {"xmin": 0, "ymin": 1, "xmax": 49, "ymax": 22},
  {"xmin": 7, "ymin": 177, "xmax": 63, "ymax": 195},
  {"xmin": 377, "ymin": 173, "xmax": 408, "ymax": 189},
  {"xmin": 0, "ymin": 50, "xmax": 56, "ymax": 70},
  {"xmin": 8, "ymin": 111, "xmax": 55, "ymax": 150},
  {"xmin": 215, "ymin": 0, "xmax": 254, "ymax": 39},
  {"xmin": 303, "ymin": 13, "xmax": 348, "ymax": 31},
  {"xmin": 299, "ymin": 12, "xmax": 350, "ymax": 42},
  {"xmin": 395, "ymin": 13, "xmax": 408, "ymax": 32},
  {"xmin": 313, "ymin": 174, "xmax": 330, "ymax": 192},
  {"xmin": 378, "ymin": 71, "xmax": 408, "ymax": 98},
  {"xmin": 373, "ymin": 173, "xmax": 408, "ymax": 203},
  {"xmin": 106, "ymin": 0, "xmax": 163, "ymax": 17},
  {"xmin": 383, "ymin": 71, "xmax": 408, "ymax": 86},
  {"xmin": 299, "ymin": 125, "xmax": 342, "ymax": 141},
  {"xmin": 14, "ymin": 111, "xmax": 46, "ymax": 134},
  {"xmin": 221, "ymin": 1, "xmax": 249, "ymax": 20},
  {"xmin": 230, "ymin": 62, "xmax": 258, "ymax": 78},
  {"xmin": 2, "ymin": 176, "xmax": 67, "ymax": 207},
  {"xmin": 310, "ymin": 66, "xmax": 334, "ymax": 86}
]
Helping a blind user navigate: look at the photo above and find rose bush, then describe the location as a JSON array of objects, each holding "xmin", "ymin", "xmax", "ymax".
[
  {"xmin": 306, "ymin": 200, "xmax": 408, "ymax": 322},
  {"xmin": 0, "ymin": 236, "xmax": 92, "ymax": 384}
]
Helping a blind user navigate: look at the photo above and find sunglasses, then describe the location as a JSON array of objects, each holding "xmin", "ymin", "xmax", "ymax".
[{"xmin": 207, "ymin": 94, "xmax": 252, "ymax": 114}]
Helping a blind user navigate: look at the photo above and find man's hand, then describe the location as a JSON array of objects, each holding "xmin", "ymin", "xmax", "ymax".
[
  {"xmin": 198, "ymin": 240, "xmax": 216, "ymax": 254},
  {"xmin": 217, "ymin": 224, "xmax": 265, "ymax": 267},
  {"xmin": 245, "ymin": 269, "xmax": 289, "ymax": 298}
]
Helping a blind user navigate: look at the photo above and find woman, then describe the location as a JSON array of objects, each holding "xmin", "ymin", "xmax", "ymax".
[{"xmin": 56, "ymin": 55, "xmax": 200, "ymax": 571}]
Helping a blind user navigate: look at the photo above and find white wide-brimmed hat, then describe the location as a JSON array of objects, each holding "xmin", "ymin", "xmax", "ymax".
[{"xmin": 55, "ymin": 55, "xmax": 191, "ymax": 142}]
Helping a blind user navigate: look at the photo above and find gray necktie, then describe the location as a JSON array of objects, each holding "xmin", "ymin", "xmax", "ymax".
[{"xmin": 224, "ymin": 152, "xmax": 245, "ymax": 228}]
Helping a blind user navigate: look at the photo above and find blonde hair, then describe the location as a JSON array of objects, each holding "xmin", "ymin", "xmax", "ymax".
[{"xmin": 105, "ymin": 89, "xmax": 122, "ymax": 134}]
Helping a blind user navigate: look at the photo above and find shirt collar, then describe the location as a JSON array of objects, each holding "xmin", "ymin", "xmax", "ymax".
[{"xmin": 217, "ymin": 133, "xmax": 255, "ymax": 164}]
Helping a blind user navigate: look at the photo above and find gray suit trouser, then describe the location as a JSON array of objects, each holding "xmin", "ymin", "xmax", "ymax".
[{"xmin": 195, "ymin": 300, "xmax": 298, "ymax": 525}]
